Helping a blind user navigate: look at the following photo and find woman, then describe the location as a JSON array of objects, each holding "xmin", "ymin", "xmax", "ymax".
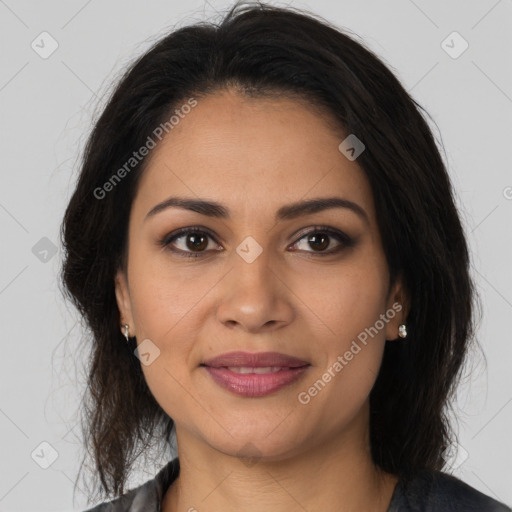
[{"xmin": 60, "ymin": 1, "xmax": 511, "ymax": 511}]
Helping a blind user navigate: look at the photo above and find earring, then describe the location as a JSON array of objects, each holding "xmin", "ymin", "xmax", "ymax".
[
  {"xmin": 398, "ymin": 323, "xmax": 408, "ymax": 338},
  {"xmin": 122, "ymin": 324, "xmax": 130, "ymax": 342}
]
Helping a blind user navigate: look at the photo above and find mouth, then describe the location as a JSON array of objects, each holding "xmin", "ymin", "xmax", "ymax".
[
  {"xmin": 200, "ymin": 351, "xmax": 311, "ymax": 397},
  {"xmin": 201, "ymin": 350, "xmax": 310, "ymax": 368},
  {"xmin": 217, "ymin": 366, "xmax": 299, "ymax": 374}
]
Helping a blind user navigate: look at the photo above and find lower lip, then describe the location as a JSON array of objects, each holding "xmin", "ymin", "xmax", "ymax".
[{"xmin": 203, "ymin": 366, "xmax": 310, "ymax": 397}]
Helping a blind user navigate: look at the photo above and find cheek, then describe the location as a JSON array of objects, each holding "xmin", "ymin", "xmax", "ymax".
[
  {"xmin": 296, "ymin": 272, "xmax": 389, "ymax": 429},
  {"xmin": 127, "ymin": 246, "xmax": 211, "ymax": 340},
  {"xmin": 295, "ymin": 258, "xmax": 389, "ymax": 399},
  {"xmin": 298, "ymin": 258, "xmax": 389, "ymax": 343},
  {"xmin": 126, "ymin": 249, "xmax": 219, "ymax": 399},
  {"xmin": 128, "ymin": 263, "xmax": 199, "ymax": 419}
]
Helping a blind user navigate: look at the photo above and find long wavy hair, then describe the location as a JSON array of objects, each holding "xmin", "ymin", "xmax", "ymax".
[{"xmin": 60, "ymin": 0, "xmax": 479, "ymax": 504}]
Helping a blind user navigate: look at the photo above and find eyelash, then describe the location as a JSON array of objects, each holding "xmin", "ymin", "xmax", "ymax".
[{"xmin": 158, "ymin": 225, "xmax": 355, "ymax": 259}]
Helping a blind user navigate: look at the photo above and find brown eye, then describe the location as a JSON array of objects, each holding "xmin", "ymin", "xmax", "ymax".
[
  {"xmin": 185, "ymin": 232, "xmax": 209, "ymax": 252},
  {"xmin": 290, "ymin": 227, "xmax": 354, "ymax": 255},
  {"xmin": 161, "ymin": 228, "xmax": 219, "ymax": 258},
  {"xmin": 306, "ymin": 232, "xmax": 330, "ymax": 251},
  {"xmin": 160, "ymin": 225, "xmax": 355, "ymax": 259}
]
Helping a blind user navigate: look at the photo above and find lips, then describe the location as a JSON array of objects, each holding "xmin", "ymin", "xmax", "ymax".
[
  {"xmin": 203, "ymin": 366, "xmax": 309, "ymax": 397},
  {"xmin": 201, "ymin": 351, "xmax": 311, "ymax": 397},
  {"xmin": 201, "ymin": 351, "xmax": 310, "ymax": 369}
]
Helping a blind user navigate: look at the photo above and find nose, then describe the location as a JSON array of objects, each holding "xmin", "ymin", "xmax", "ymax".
[{"xmin": 215, "ymin": 246, "xmax": 295, "ymax": 333}]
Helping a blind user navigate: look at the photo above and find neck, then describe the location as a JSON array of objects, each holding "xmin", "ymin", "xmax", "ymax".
[{"xmin": 162, "ymin": 404, "xmax": 398, "ymax": 512}]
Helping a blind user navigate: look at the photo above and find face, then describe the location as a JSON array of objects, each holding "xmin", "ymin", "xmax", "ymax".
[{"xmin": 115, "ymin": 88, "xmax": 408, "ymax": 461}]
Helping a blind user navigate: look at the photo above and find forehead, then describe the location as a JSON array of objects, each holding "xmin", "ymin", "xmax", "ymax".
[{"xmin": 131, "ymin": 90, "xmax": 375, "ymax": 223}]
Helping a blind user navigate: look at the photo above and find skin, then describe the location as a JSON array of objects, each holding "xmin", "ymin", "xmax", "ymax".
[{"xmin": 115, "ymin": 88, "xmax": 409, "ymax": 512}]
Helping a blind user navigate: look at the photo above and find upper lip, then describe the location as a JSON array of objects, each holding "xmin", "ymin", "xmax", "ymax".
[{"xmin": 202, "ymin": 351, "xmax": 310, "ymax": 368}]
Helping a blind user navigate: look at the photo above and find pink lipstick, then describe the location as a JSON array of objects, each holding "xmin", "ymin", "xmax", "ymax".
[{"xmin": 201, "ymin": 351, "xmax": 310, "ymax": 397}]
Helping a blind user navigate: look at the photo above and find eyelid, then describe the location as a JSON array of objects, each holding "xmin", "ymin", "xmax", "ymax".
[
  {"xmin": 159, "ymin": 226, "xmax": 221, "ymax": 258},
  {"xmin": 290, "ymin": 225, "xmax": 354, "ymax": 247},
  {"xmin": 159, "ymin": 224, "xmax": 355, "ymax": 257}
]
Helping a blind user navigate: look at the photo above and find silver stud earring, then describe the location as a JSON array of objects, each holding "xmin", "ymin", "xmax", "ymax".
[
  {"xmin": 398, "ymin": 323, "xmax": 408, "ymax": 338},
  {"xmin": 122, "ymin": 324, "xmax": 130, "ymax": 342}
]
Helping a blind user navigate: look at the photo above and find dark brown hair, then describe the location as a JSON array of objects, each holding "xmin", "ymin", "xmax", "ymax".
[{"xmin": 60, "ymin": 0, "xmax": 479, "ymax": 504}]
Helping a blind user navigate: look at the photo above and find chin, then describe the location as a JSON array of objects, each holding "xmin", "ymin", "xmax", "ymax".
[{"xmin": 205, "ymin": 427, "xmax": 305, "ymax": 463}]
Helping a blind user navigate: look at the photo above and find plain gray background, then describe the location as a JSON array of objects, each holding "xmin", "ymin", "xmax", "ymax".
[{"xmin": 0, "ymin": 0, "xmax": 511, "ymax": 510}]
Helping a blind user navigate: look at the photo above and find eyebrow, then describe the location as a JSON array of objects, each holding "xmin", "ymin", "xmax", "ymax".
[{"xmin": 145, "ymin": 196, "xmax": 369, "ymax": 224}]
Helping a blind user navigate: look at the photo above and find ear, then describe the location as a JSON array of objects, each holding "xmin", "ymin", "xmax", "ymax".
[
  {"xmin": 384, "ymin": 275, "xmax": 410, "ymax": 341},
  {"xmin": 115, "ymin": 267, "xmax": 135, "ymax": 335}
]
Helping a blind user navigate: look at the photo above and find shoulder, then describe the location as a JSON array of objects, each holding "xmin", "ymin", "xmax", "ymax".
[
  {"xmin": 390, "ymin": 468, "xmax": 511, "ymax": 512},
  {"xmin": 83, "ymin": 458, "xmax": 180, "ymax": 512}
]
